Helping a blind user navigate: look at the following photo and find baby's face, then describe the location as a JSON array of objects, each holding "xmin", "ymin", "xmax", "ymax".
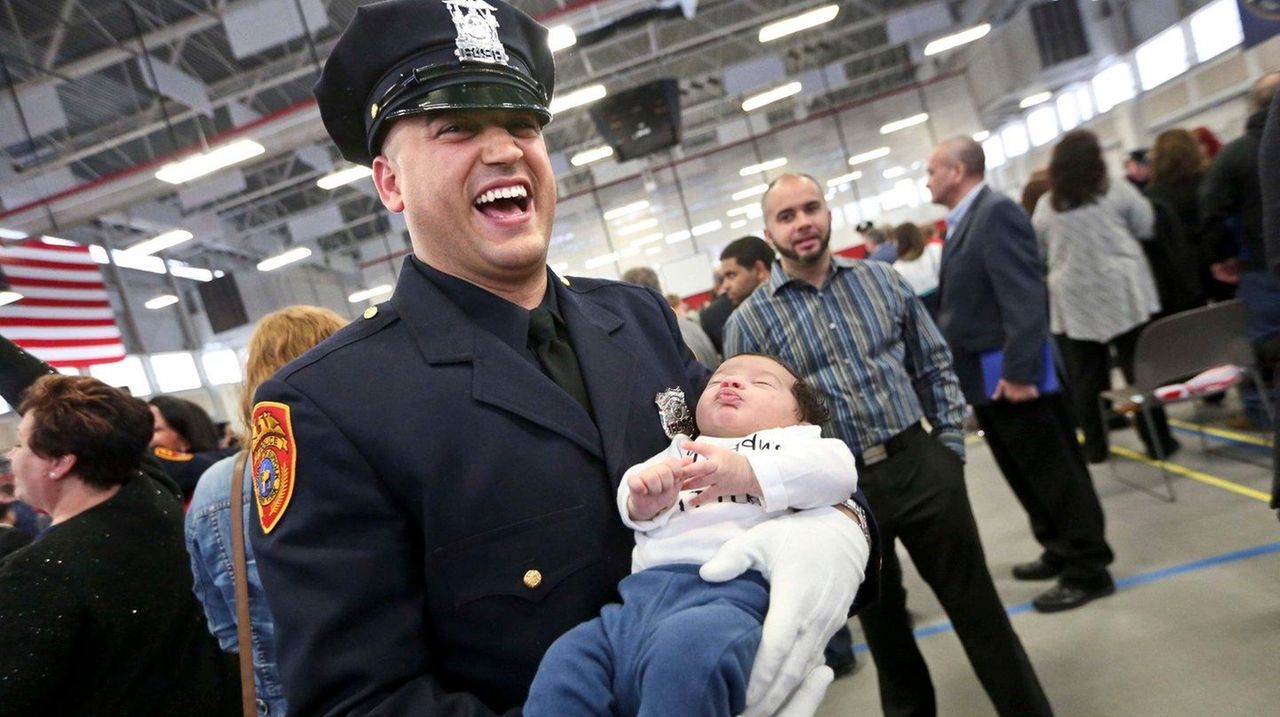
[{"xmin": 696, "ymin": 355, "xmax": 803, "ymax": 437}]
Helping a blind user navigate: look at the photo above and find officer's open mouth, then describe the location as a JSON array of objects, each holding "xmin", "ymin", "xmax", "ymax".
[{"xmin": 473, "ymin": 184, "xmax": 530, "ymax": 219}]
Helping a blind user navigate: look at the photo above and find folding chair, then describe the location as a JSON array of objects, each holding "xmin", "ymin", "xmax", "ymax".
[{"xmin": 1098, "ymin": 300, "xmax": 1273, "ymax": 502}]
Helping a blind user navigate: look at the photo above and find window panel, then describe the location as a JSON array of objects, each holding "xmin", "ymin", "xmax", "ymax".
[
  {"xmin": 1136, "ymin": 26, "xmax": 1189, "ymax": 90},
  {"xmin": 1092, "ymin": 62, "xmax": 1136, "ymax": 113},
  {"xmin": 150, "ymin": 352, "xmax": 202, "ymax": 393},
  {"xmin": 1026, "ymin": 106, "xmax": 1060, "ymax": 147},
  {"xmin": 89, "ymin": 356, "xmax": 152, "ymax": 398},
  {"xmin": 1190, "ymin": 0, "xmax": 1243, "ymax": 62}
]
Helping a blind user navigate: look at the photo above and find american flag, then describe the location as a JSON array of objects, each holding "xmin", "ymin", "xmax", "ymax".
[{"xmin": 0, "ymin": 239, "xmax": 126, "ymax": 368}]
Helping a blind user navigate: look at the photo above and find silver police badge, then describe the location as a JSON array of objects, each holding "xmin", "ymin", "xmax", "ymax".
[
  {"xmin": 654, "ymin": 387, "xmax": 695, "ymax": 439},
  {"xmin": 444, "ymin": 0, "xmax": 510, "ymax": 66}
]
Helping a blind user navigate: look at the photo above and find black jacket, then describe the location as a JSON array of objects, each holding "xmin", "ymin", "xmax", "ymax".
[{"xmin": 1201, "ymin": 109, "xmax": 1268, "ymax": 270}]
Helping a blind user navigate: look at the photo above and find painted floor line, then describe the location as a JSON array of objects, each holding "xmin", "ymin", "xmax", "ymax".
[
  {"xmin": 1168, "ymin": 419, "xmax": 1272, "ymax": 449},
  {"xmin": 1107, "ymin": 445, "xmax": 1272, "ymax": 503},
  {"xmin": 850, "ymin": 540, "xmax": 1280, "ymax": 654}
]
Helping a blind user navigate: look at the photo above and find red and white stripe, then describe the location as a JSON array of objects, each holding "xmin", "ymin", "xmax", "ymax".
[{"xmin": 0, "ymin": 239, "xmax": 126, "ymax": 367}]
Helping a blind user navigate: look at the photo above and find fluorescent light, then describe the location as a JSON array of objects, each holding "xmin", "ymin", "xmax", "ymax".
[
  {"xmin": 848, "ymin": 147, "xmax": 891, "ymax": 165},
  {"xmin": 727, "ymin": 203, "xmax": 764, "ymax": 218},
  {"xmin": 0, "ymin": 290, "xmax": 22, "ymax": 307},
  {"xmin": 645, "ymin": 246, "xmax": 662, "ymax": 255},
  {"xmin": 742, "ymin": 81, "xmax": 803, "ymax": 112},
  {"xmin": 168, "ymin": 264, "xmax": 214, "ymax": 282},
  {"xmin": 123, "ymin": 229, "xmax": 193, "ymax": 256},
  {"xmin": 584, "ymin": 252, "xmax": 619, "ymax": 269},
  {"xmin": 826, "ymin": 171, "xmax": 862, "ymax": 186},
  {"xmin": 617, "ymin": 217, "xmax": 660, "ymax": 236},
  {"xmin": 604, "ymin": 200, "xmax": 650, "ymax": 221},
  {"xmin": 257, "ymin": 246, "xmax": 312, "ymax": 272},
  {"xmin": 155, "ymin": 139, "xmax": 265, "ymax": 184},
  {"xmin": 0, "ymin": 228, "xmax": 27, "ymax": 239},
  {"xmin": 548, "ymin": 25, "xmax": 577, "ymax": 53},
  {"xmin": 620, "ymin": 246, "xmax": 641, "ymax": 258},
  {"xmin": 549, "ymin": 84, "xmax": 607, "ymax": 114},
  {"xmin": 571, "ymin": 145, "xmax": 614, "ymax": 166},
  {"xmin": 923, "ymin": 23, "xmax": 991, "ymax": 56},
  {"xmin": 880, "ymin": 113, "xmax": 929, "ymax": 134},
  {"xmin": 347, "ymin": 285, "xmax": 393, "ymax": 303},
  {"xmin": 666, "ymin": 230, "xmax": 691, "ymax": 244},
  {"xmin": 972, "ymin": 130, "xmax": 991, "ymax": 142},
  {"xmin": 631, "ymin": 232, "xmax": 664, "ymax": 247},
  {"xmin": 1019, "ymin": 91, "xmax": 1052, "ymax": 109},
  {"xmin": 731, "ymin": 184, "xmax": 769, "ymax": 201},
  {"xmin": 39, "ymin": 236, "xmax": 77, "ymax": 246},
  {"xmin": 739, "ymin": 157, "xmax": 787, "ymax": 177},
  {"xmin": 759, "ymin": 4, "xmax": 839, "ymax": 43},
  {"xmin": 317, "ymin": 165, "xmax": 373, "ymax": 190},
  {"xmin": 145, "ymin": 294, "xmax": 179, "ymax": 310},
  {"xmin": 692, "ymin": 220, "xmax": 722, "ymax": 236},
  {"xmin": 882, "ymin": 166, "xmax": 906, "ymax": 179},
  {"xmin": 729, "ymin": 219, "xmax": 749, "ymax": 229}
]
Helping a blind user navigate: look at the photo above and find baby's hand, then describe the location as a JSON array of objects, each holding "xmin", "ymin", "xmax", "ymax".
[
  {"xmin": 679, "ymin": 441, "xmax": 760, "ymax": 508},
  {"xmin": 627, "ymin": 456, "xmax": 691, "ymax": 521}
]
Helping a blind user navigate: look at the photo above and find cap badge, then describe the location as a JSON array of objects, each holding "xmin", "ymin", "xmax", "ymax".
[
  {"xmin": 654, "ymin": 387, "xmax": 695, "ymax": 439},
  {"xmin": 445, "ymin": 0, "xmax": 510, "ymax": 66}
]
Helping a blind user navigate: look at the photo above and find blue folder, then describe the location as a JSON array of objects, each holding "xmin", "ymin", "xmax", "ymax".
[{"xmin": 980, "ymin": 340, "xmax": 1060, "ymax": 396}]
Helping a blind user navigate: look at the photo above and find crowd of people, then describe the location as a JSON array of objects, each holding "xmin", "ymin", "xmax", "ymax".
[{"xmin": 1, "ymin": 1, "xmax": 1279, "ymax": 716}]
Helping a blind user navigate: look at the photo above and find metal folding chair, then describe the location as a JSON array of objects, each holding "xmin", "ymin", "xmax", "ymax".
[{"xmin": 1098, "ymin": 300, "xmax": 1273, "ymax": 502}]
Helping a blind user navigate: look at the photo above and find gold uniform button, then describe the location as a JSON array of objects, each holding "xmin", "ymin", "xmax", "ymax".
[
  {"xmin": 363, "ymin": 306, "xmax": 378, "ymax": 319},
  {"xmin": 523, "ymin": 569, "xmax": 543, "ymax": 590}
]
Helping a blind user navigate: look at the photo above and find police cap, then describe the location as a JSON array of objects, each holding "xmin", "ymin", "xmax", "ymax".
[{"xmin": 315, "ymin": 0, "xmax": 555, "ymax": 166}]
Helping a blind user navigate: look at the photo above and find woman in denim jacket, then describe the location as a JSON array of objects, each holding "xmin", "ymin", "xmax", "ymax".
[{"xmin": 186, "ymin": 306, "xmax": 347, "ymax": 717}]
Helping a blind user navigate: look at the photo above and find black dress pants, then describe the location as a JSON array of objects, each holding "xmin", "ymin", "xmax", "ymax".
[
  {"xmin": 973, "ymin": 393, "xmax": 1114, "ymax": 587},
  {"xmin": 1056, "ymin": 326, "xmax": 1178, "ymax": 462},
  {"xmin": 855, "ymin": 430, "xmax": 1052, "ymax": 717}
]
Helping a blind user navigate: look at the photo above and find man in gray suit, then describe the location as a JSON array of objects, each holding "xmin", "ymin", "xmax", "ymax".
[{"xmin": 929, "ymin": 136, "xmax": 1115, "ymax": 613}]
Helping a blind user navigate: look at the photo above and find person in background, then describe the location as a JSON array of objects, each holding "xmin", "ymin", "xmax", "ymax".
[
  {"xmin": 622, "ymin": 266, "xmax": 720, "ymax": 371},
  {"xmin": 699, "ymin": 268, "xmax": 735, "ymax": 355},
  {"xmin": 718, "ymin": 236, "xmax": 776, "ymax": 308},
  {"xmin": 1033, "ymin": 129, "xmax": 1178, "ymax": 463},
  {"xmin": 1, "ymin": 374, "xmax": 237, "ymax": 715},
  {"xmin": 1201, "ymin": 73, "xmax": 1280, "ymax": 431},
  {"xmin": 930, "ymin": 136, "xmax": 1115, "ymax": 613},
  {"xmin": 1259, "ymin": 85, "xmax": 1280, "ymax": 516},
  {"xmin": 1143, "ymin": 128, "xmax": 1209, "ymax": 313},
  {"xmin": 1192, "ymin": 126, "xmax": 1224, "ymax": 164},
  {"xmin": 150, "ymin": 395, "xmax": 235, "ymax": 501},
  {"xmin": 187, "ymin": 305, "xmax": 348, "ymax": 717},
  {"xmin": 1123, "ymin": 148, "xmax": 1151, "ymax": 190},
  {"xmin": 0, "ymin": 496, "xmax": 32, "ymax": 560},
  {"xmin": 891, "ymin": 222, "xmax": 943, "ymax": 316},
  {"xmin": 863, "ymin": 223, "xmax": 897, "ymax": 263},
  {"xmin": 1020, "ymin": 168, "xmax": 1052, "ymax": 217}
]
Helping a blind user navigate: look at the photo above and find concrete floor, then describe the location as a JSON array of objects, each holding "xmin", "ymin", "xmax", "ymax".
[{"xmin": 818, "ymin": 401, "xmax": 1280, "ymax": 717}]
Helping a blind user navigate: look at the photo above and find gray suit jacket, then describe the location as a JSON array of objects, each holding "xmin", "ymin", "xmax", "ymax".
[{"xmin": 936, "ymin": 186, "xmax": 1052, "ymax": 404}]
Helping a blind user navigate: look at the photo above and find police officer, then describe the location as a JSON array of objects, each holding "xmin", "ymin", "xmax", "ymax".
[{"xmin": 248, "ymin": 1, "xmax": 877, "ymax": 715}]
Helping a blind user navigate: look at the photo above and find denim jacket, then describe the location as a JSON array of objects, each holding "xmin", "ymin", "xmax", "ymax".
[{"xmin": 185, "ymin": 454, "xmax": 287, "ymax": 717}]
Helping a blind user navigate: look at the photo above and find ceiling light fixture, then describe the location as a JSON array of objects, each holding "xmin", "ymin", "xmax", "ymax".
[
  {"xmin": 882, "ymin": 166, "xmax": 906, "ymax": 179},
  {"xmin": 759, "ymin": 4, "xmax": 839, "ymax": 43},
  {"xmin": 155, "ymin": 139, "xmax": 265, "ymax": 184},
  {"xmin": 826, "ymin": 171, "xmax": 863, "ymax": 186},
  {"xmin": 727, "ymin": 203, "xmax": 764, "ymax": 218},
  {"xmin": 347, "ymin": 285, "xmax": 393, "ymax": 303},
  {"xmin": 880, "ymin": 113, "xmax": 929, "ymax": 134},
  {"xmin": 317, "ymin": 165, "xmax": 373, "ymax": 190},
  {"xmin": 1019, "ymin": 91, "xmax": 1052, "ymax": 109},
  {"xmin": 144, "ymin": 294, "xmax": 179, "ymax": 310},
  {"xmin": 923, "ymin": 23, "xmax": 992, "ymax": 57},
  {"xmin": 604, "ymin": 200, "xmax": 650, "ymax": 221},
  {"xmin": 692, "ymin": 220, "xmax": 722, "ymax": 236},
  {"xmin": 848, "ymin": 147, "xmax": 891, "ymax": 165},
  {"xmin": 731, "ymin": 184, "xmax": 770, "ymax": 201},
  {"xmin": 547, "ymin": 25, "xmax": 577, "ymax": 53},
  {"xmin": 549, "ymin": 84, "xmax": 607, "ymax": 114},
  {"xmin": 739, "ymin": 157, "xmax": 787, "ymax": 177},
  {"xmin": 666, "ymin": 230, "xmax": 691, "ymax": 244},
  {"xmin": 257, "ymin": 246, "xmax": 312, "ymax": 272},
  {"xmin": 0, "ymin": 228, "xmax": 28, "ymax": 240},
  {"xmin": 122, "ymin": 229, "xmax": 193, "ymax": 256},
  {"xmin": 742, "ymin": 81, "xmax": 802, "ymax": 112},
  {"xmin": 631, "ymin": 232, "xmax": 664, "ymax": 247},
  {"xmin": 617, "ymin": 217, "xmax": 660, "ymax": 236},
  {"xmin": 584, "ymin": 252, "xmax": 619, "ymax": 269},
  {"xmin": 571, "ymin": 145, "xmax": 614, "ymax": 166},
  {"xmin": 972, "ymin": 130, "xmax": 991, "ymax": 142}
]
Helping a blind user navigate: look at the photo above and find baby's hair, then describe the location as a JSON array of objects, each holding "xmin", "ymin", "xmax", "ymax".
[{"xmin": 721, "ymin": 352, "xmax": 831, "ymax": 425}]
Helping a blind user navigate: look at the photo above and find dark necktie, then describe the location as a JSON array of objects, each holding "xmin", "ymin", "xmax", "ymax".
[{"xmin": 528, "ymin": 307, "xmax": 593, "ymax": 415}]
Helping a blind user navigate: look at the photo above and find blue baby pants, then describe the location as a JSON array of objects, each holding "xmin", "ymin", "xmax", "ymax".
[{"xmin": 525, "ymin": 564, "xmax": 769, "ymax": 717}]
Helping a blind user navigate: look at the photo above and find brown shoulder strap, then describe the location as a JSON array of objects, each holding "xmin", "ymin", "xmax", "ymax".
[{"xmin": 230, "ymin": 449, "xmax": 257, "ymax": 717}]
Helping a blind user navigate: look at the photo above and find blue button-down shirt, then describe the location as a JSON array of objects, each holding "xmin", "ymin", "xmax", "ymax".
[
  {"xmin": 945, "ymin": 181, "xmax": 987, "ymax": 237},
  {"xmin": 723, "ymin": 257, "xmax": 966, "ymax": 459}
]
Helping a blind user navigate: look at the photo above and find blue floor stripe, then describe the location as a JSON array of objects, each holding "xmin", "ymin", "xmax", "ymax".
[
  {"xmin": 849, "ymin": 540, "xmax": 1280, "ymax": 654},
  {"xmin": 1169, "ymin": 424, "xmax": 1271, "ymax": 453}
]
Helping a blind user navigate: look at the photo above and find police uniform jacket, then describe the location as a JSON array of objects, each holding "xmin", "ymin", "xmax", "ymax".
[{"xmin": 250, "ymin": 258, "xmax": 709, "ymax": 716}]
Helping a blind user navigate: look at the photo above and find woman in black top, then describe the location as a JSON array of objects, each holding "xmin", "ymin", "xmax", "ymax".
[
  {"xmin": 1145, "ymin": 128, "xmax": 1210, "ymax": 310},
  {"xmin": 1, "ymin": 374, "xmax": 236, "ymax": 717}
]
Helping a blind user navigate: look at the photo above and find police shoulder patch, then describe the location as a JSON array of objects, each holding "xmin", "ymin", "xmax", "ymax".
[
  {"xmin": 250, "ymin": 401, "xmax": 297, "ymax": 534},
  {"xmin": 153, "ymin": 446, "xmax": 194, "ymax": 461}
]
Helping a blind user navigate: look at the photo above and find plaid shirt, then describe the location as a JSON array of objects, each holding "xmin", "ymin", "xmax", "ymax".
[{"xmin": 724, "ymin": 256, "xmax": 967, "ymax": 460}]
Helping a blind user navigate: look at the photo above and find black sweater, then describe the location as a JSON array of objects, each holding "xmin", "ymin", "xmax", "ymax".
[{"xmin": 0, "ymin": 474, "xmax": 237, "ymax": 717}]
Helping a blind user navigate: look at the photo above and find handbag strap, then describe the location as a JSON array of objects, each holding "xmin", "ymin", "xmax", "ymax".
[{"xmin": 230, "ymin": 449, "xmax": 257, "ymax": 717}]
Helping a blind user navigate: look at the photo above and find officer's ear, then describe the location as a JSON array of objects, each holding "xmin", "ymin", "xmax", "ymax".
[{"xmin": 372, "ymin": 152, "xmax": 405, "ymax": 214}]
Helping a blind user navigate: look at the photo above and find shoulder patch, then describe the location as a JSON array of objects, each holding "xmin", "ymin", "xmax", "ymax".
[
  {"xmin": 153, "ymin": 446, "xmax": 194, "ymax": 462},
  {"xmin": 250, "ymin": 401, "xmax": 297, "ymax": 534}
]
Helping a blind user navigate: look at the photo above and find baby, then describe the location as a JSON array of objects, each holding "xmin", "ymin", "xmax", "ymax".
[{"xmin": 526, "ymin": 353, "xmax": 868, "ymax": 717}]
